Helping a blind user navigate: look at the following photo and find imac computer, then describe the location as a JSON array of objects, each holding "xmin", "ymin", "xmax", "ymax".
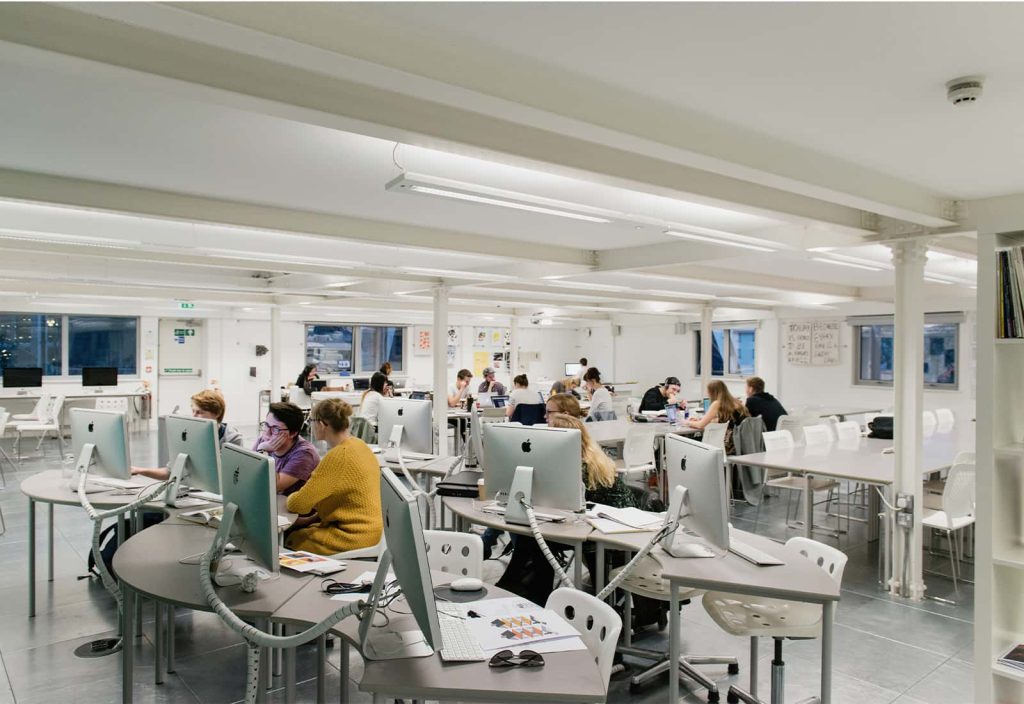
[
  {"xmin": 71, "ymin": 408, "xmax": 132, "ymax": 487},
  {"xmin": 564, "ymin": 362, "xmax": 581, "ymax": 377},
  {"xmin": 662, "ymin": 434, "xmax": 729, "ymax": 558},
  {"xmin": 214, "ymin": 444, "xmax": 279, "ymax": 586},
  {"xmin": 481, "ymin": 423, "xmax": 583, "ymax": 525},
  {"xmin": 82, "ymin": 367, "xmax": 118, "ymax": 390},
  {"xmin": 3, "ymin": 366, "xmax": 43, "ymax": 394},
  {"xmin": 378, "ymin": 397, "xmax": 434, "ymax": 456},
  {"xmin": 163, "ymin": 415, "xmax": 222, "ymax": 506},
  {"xmin": 360, "ymin": 466, "xmax": 440, "ymax": 660}
]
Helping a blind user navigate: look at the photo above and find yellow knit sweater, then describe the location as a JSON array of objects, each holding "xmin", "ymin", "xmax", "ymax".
[{"xmin": 285, "ymin": 437, "xmax": 383, "ymax": 555}]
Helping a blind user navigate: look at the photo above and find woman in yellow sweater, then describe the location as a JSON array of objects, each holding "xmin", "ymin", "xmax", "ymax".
[{"xmin": 285, "ymin": 398, "xmax": 383, "ymax": 555}]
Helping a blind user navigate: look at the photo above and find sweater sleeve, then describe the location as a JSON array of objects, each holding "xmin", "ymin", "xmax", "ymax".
[{"xmin": 286, "ymin": 454, "xmax": 334, "ymax": 515}]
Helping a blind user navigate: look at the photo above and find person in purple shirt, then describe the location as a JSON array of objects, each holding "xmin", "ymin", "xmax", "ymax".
[{"xmin": 254, "ymin": 402, "xmax": 320, "ymax": 495}]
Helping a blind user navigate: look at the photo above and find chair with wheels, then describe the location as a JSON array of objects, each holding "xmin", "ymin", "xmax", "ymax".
[
  {"xmin": 609, "ymin": 554, "xmax": 738, "ymax": 702},
  {"xmin": 546, "ymin": 588, "xmax": 623, "ymax": 694},
  {"xmin": 702, "ymin": 537, "xmax": 848, "ymax": 704}
]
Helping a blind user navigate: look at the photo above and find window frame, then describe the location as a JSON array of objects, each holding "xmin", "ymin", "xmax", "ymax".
[
  {"xmin": 0, "ymin": 312, "xmax": 140, "ymax": 380},
  {"xmin": 695, "ymin": 325, "xmax": 758, "ymax": 379},
  {"xmin": 852, "ymin": 319, "xmax": 960, "ymax": 391},
  {"xmin": 304, "ymin": 322, "xmax": 408, "ymax": 376}
]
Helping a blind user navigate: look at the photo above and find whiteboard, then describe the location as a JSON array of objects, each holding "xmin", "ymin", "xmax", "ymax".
[
  {"xmin": 786, "ymin": 320, "xmax": 841, "ymax": 366},
  {"xmin": 785, "ymin": 322, "xmax": 813, "ymax": 365}
]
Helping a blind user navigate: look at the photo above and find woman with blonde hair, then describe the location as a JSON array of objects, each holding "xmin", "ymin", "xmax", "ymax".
[
  {"xmin": 545, "ymin": 392, "xmax": 583, "ymax": 419},
  {"xmin": 687, "ymin": 379, "xmax": 749, "ymax": 454},
  {"xmin": 547, "ymin": 413, "xmax": 635, "ymax": 508}
]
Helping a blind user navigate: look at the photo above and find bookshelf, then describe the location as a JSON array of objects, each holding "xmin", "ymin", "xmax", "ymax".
[{"xmin": 978, "ymin": 231, "xmax": 1024, "ymax": 703}]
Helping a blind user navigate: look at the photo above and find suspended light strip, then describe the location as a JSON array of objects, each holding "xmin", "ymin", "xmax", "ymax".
[
  {"xmin": 811, "ymin": 257, "xmax": 883, "ymax": 272},
  {"xmin": 663, "ymin": 230, "xmax": 776, "ymax": 252},
  {"xmin": 408, "ymin": 186, "xmax": 612, "ymax": 223}
]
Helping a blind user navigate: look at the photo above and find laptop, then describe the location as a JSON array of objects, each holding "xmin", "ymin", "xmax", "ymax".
[
  {"xmin": 477, "ymin": 392, "xmax": 493, "ymax": 407},
  {"xmin": 491, "ymin": 395, "xmax": 510, "ymax": 408},
  {"xmin": 353, "ymin": 378, "xmax": 370, "ymax": 391}
]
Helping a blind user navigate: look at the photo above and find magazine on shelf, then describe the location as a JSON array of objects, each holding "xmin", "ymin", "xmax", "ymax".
[{"xmin": 998, "ymin": 642, "xmax": 1024, "ymax": 671}]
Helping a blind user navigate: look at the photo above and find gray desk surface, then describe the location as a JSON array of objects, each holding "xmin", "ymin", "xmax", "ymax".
[
  {"xmin": 21, "ymin": 470, "xmax": 163, "ymax": 509},
  {"xmin": 809, "ymin": 405, "xmax": 885, "ymax": 420},
  {"xmin": 274, "ymin": 568, "xmax": 607, "ymax": 703},
  {"xmin": 725, "ymin": 429, "xmax": 974, "ymax": 484},
  {"xmin": 585, "ymin": 418, "xmax": 696, "ymax": 445},
  {"xmin": 442, "ymin": 496, "xmax": 594, "ymax": 543}
]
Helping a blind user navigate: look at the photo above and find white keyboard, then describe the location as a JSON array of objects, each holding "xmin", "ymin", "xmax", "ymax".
[
  {"xmin": 437, "ymin": 605, "xmax": 487, "ymax": 662},
  {"xmin": 89, "ymin": 477, "xmax": 145, "ymax": 489},
  {"xmin": 480, "ymin": 504, "xmax": 567, "ymax": 523},
  {"xmin": 729, "ymin": 538, "xmax": 785, "ymax": 566},
  {"xmin": 384, "ymin": 450, "xmax": 437, "ymax": 462}
]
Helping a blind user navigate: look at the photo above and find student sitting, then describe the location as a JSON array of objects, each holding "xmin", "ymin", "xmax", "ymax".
[
  {"xmin": 545, "ymin": 393, "xmax": 584, "ymax": 419},
  {"xmin": 448, "ymin": 368, "xmax": 473, "ymax": 408},
  {"xmin": 285, "ymin": 399, "xmax": 383, "ymax": 555},
  {"xmin": 358, "ymin": 371, "xmax": 388, "ymax": 425},
  {"xmin": 378, "ymin": 362, "xmax": 395, "ymax": 396},
  {"xmin": 478, "ymin": 367, "xmax": 507, "ymax": 396},
  {"xmin": 254, "ymin": 402, "xmax": 320, "ymax": 495},
  {"xmin": 688, "ymin": 380, "xmax": 749, "ymax": 454},
  {"xmin": 639, "ymin": 376, "xmax": 685, "ymax": 412},
  {"xmin": 743, "ymin": 376, "xmax": 787, "ymax": 431},
  {"xmin": 506, "ymin": 374, "xmax": 540, "ymax": 418},
  {"xmin": 583, "ymin": 367, "xmax": 614, "ymax": 419}
]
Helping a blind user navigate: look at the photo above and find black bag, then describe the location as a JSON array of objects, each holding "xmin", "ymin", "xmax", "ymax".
[
  {"xmin": 495, "ymin": 537, "xmax": 568, "ymax": 606},
  {"xmin": 868, "ymin": 415, "xmax": 894, "ymax": 439},
  {"xmin": 84, "ymin": 512, "xmax": 165, "ymax": 580}
]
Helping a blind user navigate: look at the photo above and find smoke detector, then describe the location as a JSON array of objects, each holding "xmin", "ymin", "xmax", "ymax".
[{"xmin": 946, "ymin": 76, "xmax": 984, "ymax": 106}]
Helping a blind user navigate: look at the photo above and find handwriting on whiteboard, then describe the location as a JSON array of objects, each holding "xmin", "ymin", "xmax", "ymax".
[{"xmin": 787, "ymin": 320, "xmax": 841, "ymax": 366}]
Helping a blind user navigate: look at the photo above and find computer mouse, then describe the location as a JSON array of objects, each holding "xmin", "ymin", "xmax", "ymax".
[{"xmin": 449, "ymin": 577, "xmax": 484, "ymax": 592}]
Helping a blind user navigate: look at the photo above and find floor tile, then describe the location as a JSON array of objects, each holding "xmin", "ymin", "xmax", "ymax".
[{"xmin": 903, "ymin": 657, "xmax": 974, "ymax": 704}]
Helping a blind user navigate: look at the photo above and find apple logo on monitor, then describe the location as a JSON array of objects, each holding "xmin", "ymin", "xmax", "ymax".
[
  {"xmin": 397, "ymin": 408, "xmax": 404, "ymax": 416},
  {"xmin": 181, "ymin": 431, "xmax": 188, "ymax": 442},
  {"xmin": 521, "ymin": 439, "xmax": 532, "ymax": 453},
  {"xmin": 233, "ymin": 467, "xmax": 240, "ymax": 485},
  {"xmin": 88, "ymin": 422, "xmax": 95, "ymax": 433}
]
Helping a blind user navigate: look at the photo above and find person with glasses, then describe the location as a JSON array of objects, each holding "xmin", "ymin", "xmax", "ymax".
[
  {"xmin": 255, "ymin": 402, "xmax": 320, "ymax": 496},
  {"xmin": 545, "ymin": 393, "xmax": 583, "ymax": 419},
  {"xmin": 285, "ymin": 398, "xmax": 383, "ymax": 555},
  {"xmin": 131, "ymin": 390, "xmax": 243, "ymax": 479},
  {"xmin": 639, "ymin": 376, "xmax": 684, "ymax": 413}
]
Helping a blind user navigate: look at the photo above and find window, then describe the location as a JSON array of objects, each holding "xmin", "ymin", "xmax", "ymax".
[
  {"xmin": 69, "ymin": 316, "xmax": 137, "ymax": 375},
  {"xmin": 696, "ymin": 327, "xmax": 757, "ymax": 377},
  {"xmin": 854, "ymin": 319, "xmax": 959, "ymax": 389},
  {"xmin": 0, "ymin": 313, "xmax": 62, "ymax": 376},
  {"xmin": 358, "ymin": 326, "xmax": 404, "ymax": 373},
  {"xmin": 305, "ymin": 325, "xmax": 354, "ymax": 373},
  {"xmin": 304, "ymin": 324, "xmax": 405, "ymax": 375}
]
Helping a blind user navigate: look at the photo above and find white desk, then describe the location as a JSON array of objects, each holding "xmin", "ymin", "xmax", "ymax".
[{"xmin": 809, "ymin": 405, "xmax": 886, "ymax": 421}]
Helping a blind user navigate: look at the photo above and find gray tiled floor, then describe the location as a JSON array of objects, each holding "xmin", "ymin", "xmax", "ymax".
[{"xmin": 0, "ymin": 428, "xmax": 974, "ymax": 703}]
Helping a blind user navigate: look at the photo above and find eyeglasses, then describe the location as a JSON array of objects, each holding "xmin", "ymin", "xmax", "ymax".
[
  {"xmin": 259, "ymin": 422, "xmax": 288, "ymax": 436},
  {"xmin": 488, "ymin": 649, "xmax": 545, "ymax": 668}
]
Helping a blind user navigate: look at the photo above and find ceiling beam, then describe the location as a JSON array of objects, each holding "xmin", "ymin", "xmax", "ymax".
[{"xmin": 638, "ymin": 264, "xmax": 861, "ymax": 299}]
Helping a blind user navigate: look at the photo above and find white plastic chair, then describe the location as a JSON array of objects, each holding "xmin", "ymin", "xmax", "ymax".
[
  {"xmin": 546, "ymin": 588, "xmax": 622, "ymax": 692},
  {"xmin": 923, "ymin": 460, "xmax": 975, "ymax": 594},
  {"xmin": 833, "ymin": 421, "xmax": 861, "ymax": 442},
  {"xmin": 922, "ymin": 410, "xmax": 937, "ymax": 437},
  {"xmin": 329, "ymin": 530, "xmax": 386, "ymax": 561},
  {"xmin": 11, "ymin": 393, "xmax": 50, "ymax": 422},
  {"xmin": 801, "ymin": 424, "xmax": 833, "ymax": 446},
  {"xmin": 935, "ymin": 408, "xmax": 955, "ymax": 432},
  {"xmin": 616, "ymin": 422, "xmax": 657, "ymax": 480},
  {"xmin": 701, "ymin": 422, "xmax": 728, "ymax": 450},
  {"xmin": 776, "ymin": 415, "xmax": 808, "ymax": 445},
  {"xmin": 764, "ymin": 427, "xmax": 839, "ymax": 533},
  {"xmin": 423, "ymin": 530, "xmax": 483, "ymax": 579},
  {"xmin": 289, "ymin": 387, "xmax": 312, "ymax": 410},
  {"xmin": 703, "ymin": 537, "xmax": 848, "ymax": 704},
  {"xmin": 15, "ymin": 395, "xmax": 65, "ymax": 461},
  {"xmin": 762, "ymin": 430, "xmax": 794, "ymax": 452},
  {"xmin": 0, "ymin": 410, "xmax": 14, "ymax": 485}
]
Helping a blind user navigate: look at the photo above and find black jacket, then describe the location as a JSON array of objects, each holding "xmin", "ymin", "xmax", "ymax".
[
  {"xmin": 745, "ymin": 392, "xmax": 787, "ymax": 432},
  {"xmin": 639, "ymin": 386, "xmax": 669, "ymax": 412}
]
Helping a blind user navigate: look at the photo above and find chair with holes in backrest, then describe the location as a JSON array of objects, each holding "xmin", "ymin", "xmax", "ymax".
[
  {"xmin": 922, "ymin": 410, "xmax": 937, "ymax": 437},
  {"xmin": 15, "ymin": 395, "xmax": 65, "ymax": 462},
  {"xmin": 765, "ymin": 427, "xmax": 840, "ymax": 535},
  {"xmin": 423, "ymin": 529, "xmax": 483, "ymax": 580},
  {"xmin": 616, "ymin": 422, "xmax": 657, "ymax": 486},
  {"xmin": 609, "ymin": 554, "xmax": 738, "ymax": 699},
  {"xmin": 10, "ymin": 393, "xmax": 50, "ymax": 423},
  {"xmin": 703, "ymin": 537, "xmax": 848, "ymax": 704},
  {"xmin": 922, "ymin": 459, "xmax": 975, "ymax": 594},
  {"xmin": 935, "ymin": 408, "xmax": 955, "ymax": 432},
  {"xmin": 545, "ymin": 588, "xmax": 622, "ymax": 696},
  {"xmin": 833, "ymin": 421, "xmax": 861, "ymax": 442}
]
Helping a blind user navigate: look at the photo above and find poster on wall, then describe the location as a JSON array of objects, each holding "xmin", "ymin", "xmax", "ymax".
[
  {"xmin": 473, "ymin": 351, "xmax": 491, "ymax": 377},
  {"xmin": 414, "ymin": 327, "xmax": 432, "ymax": 356},
  {"xmin": 447, "ymin": 326, "xmax": 460, "ymax": 346},
  {"xmin": 473, "ymin": 328, "xmax": 488, "ymax": 347},
  {"xmin": 447, "ymin": 345, "xmax": 457, "ymax": 368},
  {"xmin": 811, "ymin": 320, "xmax": 841, "ymax": 366},
  {"xmin": 504, "ymin": 328, "xmax": 511, "ymax": 347},
  {"xmin": 491, "ymin": 351, "xmax": 504, "ymax": 370},
  {"xmin": 490, "ymin": 328, "xmax": 503, "ymax": 346}
]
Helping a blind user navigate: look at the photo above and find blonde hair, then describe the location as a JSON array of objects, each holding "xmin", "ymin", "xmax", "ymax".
[
  {"xmin": 191, "ymin": 390, "xmax": 226, "ymax": 423},
  {"xmin": 707, "ymin": 380, "xmax": 748, "ymax": 422},
  {"xmin": 312, "ymin": 398, "xmax": 353, "ymax": 432},
  {"xmin": 547, "ymin": 413, "xmax": 616, "ymax": 491},
  {"xmin": 547, "ymin": 393, "xmax": 583, "ymax": 418}
]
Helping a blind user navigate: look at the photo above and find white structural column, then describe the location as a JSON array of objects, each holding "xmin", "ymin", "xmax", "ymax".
[
  {"xmin": 270, "ymin": 304, "xmax": 282, "ymax": 402},
  {"xmin": 890, "ymin": 239, "xmax": 928, "ymax": 600},
  {"xmin": 700, "ymin": 305, "xmax": 714, "ymax": 398},
  {"xmin": 432, "ymin": 287, "xmax": 449, "ymax": 457},
  {"xmin": 509, "ymin": 317, "xmax": 519, "ymax": 376}
]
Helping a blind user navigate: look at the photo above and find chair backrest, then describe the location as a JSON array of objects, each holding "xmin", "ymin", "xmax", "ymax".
[
  {"xmin": 952, "ymin": 451, "xmax": 975, "ymax": 465},
  {"xmin": 510, "ymin": 403, "xmax": 547, "ymax": 426},
  {"xmin": 922, "ymin": 410, "xmax": 937, "ymax": 436},
  {"xmin": 47, "ymin": 396, "xmax": 65, "ymax": 424},
  {"xmin": 545, "ymin": 588, "xmax": 622, "ymax": 691},
  {"xmin": 776, "ymin": 415, "xmax": 807, "ymax": 445},
  {"xmin": 833, "ymin": 421, "xmax": 861, "ymax": 441},
  {"xmin": 31, "ymin": 394, "xmax": 50, "ymax": 419},
  {"xmin": 785, "ymin": 537, "xmax": 848, "ymax": 589},
  {"xmin": 701, "ymin": 422, "xmax": 728, "ymax": 450},
  {"xmin": 423, "ymin": 530, "xmax": 483, "ymax": 579},
  {"xmin": 622, "ymin": 422, "xmax": 657, "ymax": 468},
  {"xmin": 469, "ymin": 407, "xmax": 485, "ymax": 467},
  {"xmin": 349, "ymin": 416, "xmax": 376, "ymax": 444},
  {"xmin": 0, "ymin": 411, "xmax": 8, "ymax": 439},
  {"xmin": 586, "ymin": 410, "xmax": 618, "ymax": 423},
  {"xmin": 942, "ymin": 461, "xmax": 976, "ymax": 522},
  {"xmin": 802, "ymin": 424, "xmax": 833, "ymax": 446},
  {"xmin": 290, "ymin": 387, "xmax": 312, "ymax": 410},
  {"xmin": 95, "ymin": 397, "xmax": 128, "ymax": 413},
  {"xmin": 762, "ymin": 429, "xmax": 794, "ymax": 451},
  {"xmin": 935, "ymin": 408, "xmax": 955, "ymax": 431}
]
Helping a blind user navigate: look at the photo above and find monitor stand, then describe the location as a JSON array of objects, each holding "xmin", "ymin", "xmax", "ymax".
[
  {"xmin": 503, "ymin": 465, "xmax": 534, "ymax": 527},
  {"xmin": 164, "ymin": 453, "xmax": 190, "ymax": 507},
  {"xmin": 359, "ymin": 550, "xmax": 433, "ymax": 660}
]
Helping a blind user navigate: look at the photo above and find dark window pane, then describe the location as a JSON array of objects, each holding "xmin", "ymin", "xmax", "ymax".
[
  {"xmin": 305, "ymin": 325, "xmax": 353, "ymax": 374},
  {"xmin": 858, "ymin": 322, "xmax": 956, "ymax": 386},
  {"xmin": 358, "ymin": 326, "xmax": 404, "ymax": 373},
  {"xmin": 69, "ymin": 316, "xmax": 137, "ymax": 375},
  {"xmin": 729, "ymin": 329, "xmax": 756, "ymax": 376},
  {"xmin": 696, "ymin": 329, "xmax": 734, "ymax": 377},
  {"xmin": 0, "ymin": 313, "xmax": 61, "ymax": 376},
  {"xmin": 924, "ymin": 323, "xmax": 957, "ymax": 386}
]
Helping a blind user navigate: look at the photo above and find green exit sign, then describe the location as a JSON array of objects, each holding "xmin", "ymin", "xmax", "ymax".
[
  {"xmin": 173, "ymin": 328, "xmax": 196, "ymax": 337},
  {"xmin": 177, "ymin": 301, "xmax": 196, "ymax": 310}
]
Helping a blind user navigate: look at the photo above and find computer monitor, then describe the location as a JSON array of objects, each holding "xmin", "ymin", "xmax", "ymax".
[
  {"xmin": 702, "ymin": 398, "xmax": 711, "ymax": 413},
  {"xmin": 409, "ymin": 391, "xmax": 428, "ymax": 401},
  {"xmin": 2, "ymin": 367, "xmax": 43, "ymax": 389},
  {"xmin": 666, "ymin": 404, "xmax": 678, "ymax": 424},
  {"xmin": 353, "ymin": 377, "xmax": 370, "ymax": 391},
  {"xmin": 82, "ymin": 367, "xmax": 118, "ymax": 387},
  {"xmin": 360, "ymin": 466, "xmax": 440, "ymax": 660},
  {"xmin": 216, "ymin": 444, "xmax": 280, "ymax": 581},
  {"xmin": 481, "ymin": 423, "xmax": 583, "ymax": 522},
  {"xmin": 71, "ymin": 408, "xmax": 131, "ymax": 479},
  {"xmin": 378, "ymin": 398, "xmax": 434, "ymax": 455},
  {"xmin": 564, "ymin": 362, "xmax": 581, "ymax": 377},
  {"xmin": 164, "ymin": 415, "xmax": 222, "ymax": 504},
  {"xmin": 491, "ymin": 395, "xmax": 509, "ymax": 408},
  {"xmin": 662, "ymin": 434, "xmax": 729, "ymax": 557},
  {"xmin": 308, "ymin": 379, "xmax": 327, "ymax": 392}
]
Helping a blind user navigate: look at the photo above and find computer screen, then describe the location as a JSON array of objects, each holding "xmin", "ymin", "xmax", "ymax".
[
  {"xmin": 702, "ymin": 398, "xmax": 711, "ymax": 413},
  {"xmin": 477, "ymin": 392, "xmax": 493, "ymax": 407},
  {"xmin": 409, "ymin": 391, "xmax": 428, "ymax": 401},
  {"xmin": 481, "ymin": 423, "xmax": 583, "ymax": 511},
  {"xmin": 2, "ymin": 367, "xmax": 43, "ymax": 388},
  {"xmin": 353, "ymin": 377, "xmax": 370, "ymax": 391},
  {"xmin": 663, "ymin": 434, "xmax": 729, "ymax": 556},
  {"xmin": 378, "ymin": 398, "xmax": 434, "ymax": 454},
  {"xmin": 564, "ymin": 363, "xmax": 581, "ymax": 377},
  {"xmin": 666, "ymin": 405, "xmax": 678, "ymax": 423},
  {"xmin": 82, "ymin": 367, "xmax": 118, "ymax": 387},
  {"xmin": 220, "ymin": 444, "xmax": 279, "ymax": 575},
  {"xmin": 308, "ymin": 379, "xmax": 327, "ymax": 392},
  {"xmin": 491, "ymin": 395, "xmax": 509, "ymax": 408},
  {"xmin": 165, "ymin": 415, "xmax": 222, "ymax": 494},
  {"xmin": 71, "ymin": 408, "xmax": 131, "ymax": 479}
]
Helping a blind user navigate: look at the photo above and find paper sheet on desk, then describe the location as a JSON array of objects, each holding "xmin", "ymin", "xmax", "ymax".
[{"xmin": 461, "ymin": 597, "xmax": 580, "ymax": 652}]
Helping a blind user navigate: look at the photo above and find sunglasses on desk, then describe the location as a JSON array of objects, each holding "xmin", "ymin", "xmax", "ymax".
[{"xmin": 488, "ymin": 649, "xmax": 545, "ymax": 668}]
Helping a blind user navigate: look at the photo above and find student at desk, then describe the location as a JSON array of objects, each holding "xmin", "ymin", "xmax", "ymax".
[
  {"xmin": 286, "ymin": 399, "xmax": 383, "ymax": 555},
  {"xmin": 743, "ymin": 376, "xmax": 787, "ymax": 431},
  {"xmin": 295, "ymin": 363, "xmax": 319, "ymax": 392},
  {"xmin": 254, "ymin": 402, "xmax": 320, "ymax": 496},
  {"xmin": 639, "ymin": 376, "xmax": 684, "ymax": 412},
  {"xmin": 506, "ymin": 374, "xmax": 539, "ymax": 417},
  {"xmin": 358, "ymin": 372, "xmax": 388, "ymax": 425},
  {"xmin": 378, "ymin": 362, "xmax": 395, "ymax": 396},
  {"xmin": 478, "ymin": 367, "xmax": 507, "ymax": 396},
  {"xmin": 583, "ymin": 367, "xmax": 614, "ymax": 419},
  {"xmin": 448, "ymin": 368, "xmax": 473, "ymax": 408},
  {"xmin": 687, "ymin": 380, "xmax": 749, "ymax": 454},
  {"xmin": 545, "ymin": 392, "xmax": 584, "ymax": 419}
]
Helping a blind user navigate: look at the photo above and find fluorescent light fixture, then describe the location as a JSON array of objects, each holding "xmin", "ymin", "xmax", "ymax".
[
  {"xmin": 399, "ymin": 266, "xmax": 518, "ymax": 281},
  {"xmin": 539, "ymin": 318, "xmax": 554, "ymax": 326},
  {"xmin": 547, "ymin": 281, "xmax": 630, "ymax": 292},
  {"xmin": 811, "ymin": 257, "xmax": 883, "ymax": 272},
  {"xmin": 298, "ymin": 301, "xmax": 312, "ymax": 305},
  {"xmin": 387, "ymin": 173, "xmax": 615, "ymax": 224},
  {"xmin": 923, "ymin": 275, "xmax": 956, "ymax": 285},
  {"xmin": 717, "ymin": 296, "xmax": 774, "ymax": 306},
  {"xmin": 0, "ymin": 231, "xmax": 140, "ymax": 249},
  {"xmin": 663, "ymin": 230, "xmax": 776, "ymax": 252},
  {"xmin": 807, "ymin": 246, "xmax": 836, "ymax": 253}
]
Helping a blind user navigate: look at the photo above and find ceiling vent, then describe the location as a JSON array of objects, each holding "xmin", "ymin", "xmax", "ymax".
[{"xmin": 946, "ymin": 76, "xmax": 983, "ymax": 106}]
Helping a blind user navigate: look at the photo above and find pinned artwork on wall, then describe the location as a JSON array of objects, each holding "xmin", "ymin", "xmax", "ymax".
[
  {"xmin": 447, "ymin": 345, "xmax": 457, "ymax": 368},
  {"xmin": 447, "ymin": 326, "xmax": 460, "ymax": 346},
  {"xmin": 474, "ymin": 327, "xmax": 488, "ymax": 347},
  {"xmin": 490, "ymin": 328, "xmax": 503, "ymax": 346},
  {"xmin": 414, "ymin": 327, "xmax": 432, "ymax": 356},
  {"xmin": 504, "ymin": 328, "xmax": 511, "ymax": 347},
  {"xmin": 491, "ymin": 351, "xmax": 504, "ymax": 370}
]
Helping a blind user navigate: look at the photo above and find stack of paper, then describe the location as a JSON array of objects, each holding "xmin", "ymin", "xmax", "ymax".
[{"xmin": 585, "ymin": 504, "xmax": 664, "ymax": 533}]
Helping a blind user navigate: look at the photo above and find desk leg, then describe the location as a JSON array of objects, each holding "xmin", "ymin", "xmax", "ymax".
[
  {"xmin": 596, "ymin": 542, "xmax": 606, "ymax": 598},
  {"xmin": 803, "ymin": 475, "xmax": 814, "ymax": 539},
  {"xmin": 28, "ymin": 498, "xmax": 35, "ymax": 618},
  {"xmin": 154, "ymin": 602, "xmax": 164, "ymax": 685},
  {"xmin": 573, "ymin": 541, "xmax": 583, "ymax": 588},
  {"xmin": 316, "ymin": 634, "xmax": 327, "ymax": 704},
  {"xmin": 166, "ymin": 606, "xmax": 176, "ymax": 673},
  {"xmin": 273, "ymin": 623, "xmax": 282, "ymax": 677},
  {"xmin": 821, "ymin": 602, "xmax": 834, "ymax": 704},
  {"xmin": 122, "ymin": 586, "xmax": 134, "ymax": 704},
  {"xmin": 47, "ymin": 503, "xmax": 54, "ymax": 582},
  {"xmin": 669, "ymin": 583, "xmax": 680, "ymax": 704},
  {"xmin": 339, "ymin": 640, "xmax": 350, "ymax": 704},
  {"xmin": 284, "ymin": 625, "xmax": 295, "ymax": 704},
  {"xmin": 881, "ymin": 486, "xmax": 892, "ymax": 589}
]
